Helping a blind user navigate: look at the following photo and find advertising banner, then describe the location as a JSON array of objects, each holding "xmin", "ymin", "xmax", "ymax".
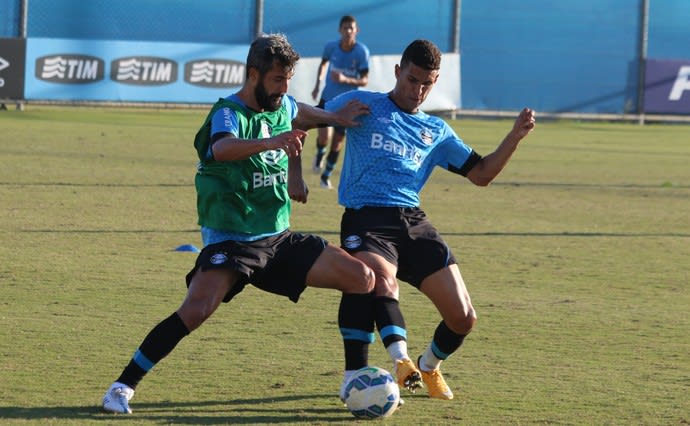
[
  {"xmin": 23, "ymin": 37, "xmax": 460, "ymax": 111},
  {"xmin": 25, "ymin": 38, "xmax": 249, "ymax": 103},
  {"xmin": 644, "ymin": 58, "xmax": 690, "ymax": 114},
  {"xmin": 0, "ymin": 38, "xmax": 26, "ymax": 100}
]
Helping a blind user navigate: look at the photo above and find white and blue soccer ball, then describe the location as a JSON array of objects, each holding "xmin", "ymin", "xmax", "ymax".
[{"xmin": 344, "ymin": 366, "xmax": 400, "ymax": 419}]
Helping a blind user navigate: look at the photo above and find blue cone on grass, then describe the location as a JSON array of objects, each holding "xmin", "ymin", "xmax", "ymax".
[{"xmin": 175, "ymin": 244, "xmax": 200, "ymax": 253}]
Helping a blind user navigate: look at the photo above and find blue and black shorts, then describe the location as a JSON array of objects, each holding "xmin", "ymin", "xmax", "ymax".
[
  {"xmin": 185, "ymin": 231, "xmax": 327, "ymax": 303},
  {"xmin": 340, "ymin": 206, "xmax": 457, "ymax": 288}
]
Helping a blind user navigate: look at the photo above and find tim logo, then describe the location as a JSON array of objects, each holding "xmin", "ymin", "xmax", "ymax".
[
  {"xmin": 185, "ymin": 59, "xmax": 245, "ymax": 88},
  {"xmin": 35, "ymin": 55, "xmax": 104, "ymax": 83},
  {"xmin": 111, "ymin": 57, "xmax": 177, "ymax": 85}
]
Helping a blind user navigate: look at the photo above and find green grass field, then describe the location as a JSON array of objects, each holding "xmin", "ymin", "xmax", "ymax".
[{"xmin": 0, "ymin": 106, "xmax": 688, "ymax": 425}]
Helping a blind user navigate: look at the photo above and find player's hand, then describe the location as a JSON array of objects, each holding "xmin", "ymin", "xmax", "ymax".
[
  {"xmin": 271, "ymin": 129, "xmax": 307, "ymax": 157},
  {"xmin": 330, "ymin": 70, "xmax": 346, "ymax": 83},
  {"xmin": 288, "ymin": 178, "xmax": 309, "ymax": 203},
  {"xmin": 512, "ymin": 107, "xmax": 536, "ymax": 140},
  {"xmin": 311, "ymin": 87, "xmax": 319, "ymax": 101},
  {"xmin": 334, "ymin": 100, "xmax": 370, "ymax": 127}
]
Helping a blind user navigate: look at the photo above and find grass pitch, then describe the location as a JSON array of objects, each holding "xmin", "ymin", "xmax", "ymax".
[{"xmin": 0, "ymin": 106, "xmax": 688, "ymax": 425}]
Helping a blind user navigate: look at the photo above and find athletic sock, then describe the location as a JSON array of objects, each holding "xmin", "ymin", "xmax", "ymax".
[
  {"xmin": 374, "ymin": 297, "xmax": 409, "ymax": 361},
  {"xmin": 322, "ymin": 151, "xmax": 340, "ymax": 178},
  {"xmin": 116, "ymin": 312, "xmax": 190, "ymax": 389},
  {"xmin": 339, "ymin": 292, "xmax": 375, "ymax": 370},
  {"xmin": 315, "ymin": 144, "xmax": 327, "ymax": 164},
  {"xmin": 419, "ymin": 320, "xmax": 467, "ymax": 371}
]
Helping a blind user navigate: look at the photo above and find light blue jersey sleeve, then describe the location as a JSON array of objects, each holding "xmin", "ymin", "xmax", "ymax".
[
  {"xmin": 210, "ymin": 95, "xmax": 241, "ymax": 138},
  {"xmin": 326, "ymin": 91, "xmax": 476, "ymax": 209},
  {"xmin": 284, "ymin": 94, "xmax": 298, "ymax": 120}
]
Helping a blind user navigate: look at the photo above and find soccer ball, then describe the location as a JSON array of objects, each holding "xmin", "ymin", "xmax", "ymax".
[{"xmin": 343, "ymin": 366, "xmax": 400, "ymax": 419}]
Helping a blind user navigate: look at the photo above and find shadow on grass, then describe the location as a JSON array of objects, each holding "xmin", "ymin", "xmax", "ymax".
[{"xmin": 0, "ymin": 394, "xmax": 356, "ymax": 424}]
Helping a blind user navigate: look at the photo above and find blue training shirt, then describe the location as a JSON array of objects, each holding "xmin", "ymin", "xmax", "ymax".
[
  {"xmin": 325, "ymin": 91, "xmax": 477, "ymax": 209},
  {"xmin": 320, "ymin": 40, "xmax": 370, "ymax": 101}
]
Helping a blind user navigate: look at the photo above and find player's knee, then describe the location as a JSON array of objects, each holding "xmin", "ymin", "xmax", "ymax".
[
  {"xmin": 348, "ymin": 262, "xmax": 375, "ymax": 294},
  {"xmin": 361, "ymin": 264, "xmax": 376, "ymax": 293},
  {"xmin": 445, "ymin": 308, "xmax": 477, "ymax": 335},
  {"xmin": 177, "ymin": 306, "xmax": 210, "ymax": 332},
  {"xmin": 374, "ymin": 275, "xmax": 398, "ymax": 298},
  {"xmin": 177, "ymin": 296, "xmax": 219, "ymax": 331}
]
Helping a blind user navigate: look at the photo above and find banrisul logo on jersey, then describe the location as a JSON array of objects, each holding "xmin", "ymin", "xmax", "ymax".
[
  {"xmin": 184, "ymin": 59, "xmax": 245, "ymax": 88},
  {"xmin": 420, "ymin": 128, "xmax": 433, "ymax": 145},
  {"xmin": 254, "ymin": 119, "xmax": 286, "ymax": 188},
  {"xmin": 111, "ymin": 57, "xmax": 177, "ymax": 85},
  {"xmin": 35, "ymin": 54, "xmax": 105, "ymax": 83},
  {"xmin": 259, "ymin": 120, "xmax": 286, "ymax": 166}
]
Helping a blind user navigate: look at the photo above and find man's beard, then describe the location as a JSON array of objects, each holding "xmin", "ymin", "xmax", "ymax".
[{"xmin": 255, "ymin": 81, "xmax": 283, "ymax": 112}]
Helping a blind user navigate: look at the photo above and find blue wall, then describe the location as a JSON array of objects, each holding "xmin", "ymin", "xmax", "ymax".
[
  {"xmin": 0, "ymin": 0, "xmax": 21, "ymax": 36},
  {"xmin": 648, "ymin": 0, "xmax": 690, "ymax": 59},
  {"xmin": 25, "ymin": 0, "xmax": 255, "ymax": 43},
  {"xmin": 3, "ymin": 0, "xmax": 690, "ymax": 113},
  {"xmin": 261, "ymin": 0, "xmax": 455, "ymax": 57},
  {"xmin": 460, "ymin": 0, "xmax": 640, "ymax": 113}
]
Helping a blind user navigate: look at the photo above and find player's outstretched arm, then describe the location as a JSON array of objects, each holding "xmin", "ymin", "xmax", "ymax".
[
  {"xmin": 466, "ymin": 108, "xmax": 536, "ymax": 186},
  {"xmin": 212, "ymin": 129, "xmax": 307, "ymax": 161},
  {"xmin": 292, "ymin": 100, "xmax": 369, "ymax": 131}
]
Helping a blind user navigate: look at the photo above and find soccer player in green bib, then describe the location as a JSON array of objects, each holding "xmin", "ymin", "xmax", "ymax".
[{"xmin": 102, "ymin": 33, "xmax": 373, "ymax": 414}]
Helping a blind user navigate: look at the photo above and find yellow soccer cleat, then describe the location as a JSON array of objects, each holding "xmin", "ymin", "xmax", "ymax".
[
  {"xmin": 393, "ymin": 359, "xmax": 423, "ymax": 392},
  {"xmin": 419, "ymin": 364, "xmax": 454, "ymax": 400}
]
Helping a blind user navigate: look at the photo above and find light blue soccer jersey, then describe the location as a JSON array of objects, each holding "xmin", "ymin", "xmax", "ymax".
[
  {"xmin": 320, "ymin": 40, "xmax": 370, "ymax": 101},
  {"xmin": 325, "ymin": 91, "xmax": 477, "ymax": 209}
]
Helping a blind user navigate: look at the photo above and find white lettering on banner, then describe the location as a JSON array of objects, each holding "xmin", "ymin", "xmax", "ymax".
[
  {"xmin": 216, "ymin": 63, "xmax": 244, "ymax": 84},
  {"xmin": 0, "ymin": 57, "xmax": 7, "ymax": 87},
  {"xmin": 42, "ymin": 57, "xmax": 100, "ymax": 80},
  {"xmin": 186, "ymin": 60, "xmax": 245, "ymax": 87},
  {"xmin": 116, "ymin": 58, "xmax": 173, "ymax": 82},
  {"xmin": 253, "ymin": 171, "xmax": 287, "ymax": 188},
  {"xmin": 669, "ymin": 66, "xmax": 690, "ymax": 101},
  {"xmin": 66, "ymin": 59, "xmax": 98, "ymax": 80},
  {"xmin": 370, "ymin": 133, "xmax": 424, "ymax": 165}
]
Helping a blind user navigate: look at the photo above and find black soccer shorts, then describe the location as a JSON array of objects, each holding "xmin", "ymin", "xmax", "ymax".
[
  {"xmin": 340, "ymin": 206, "xmax": 457, "ymax": 288},
  {"xmin": 185, "ymin": 231, "xmax": 327, "ymax": 303}
]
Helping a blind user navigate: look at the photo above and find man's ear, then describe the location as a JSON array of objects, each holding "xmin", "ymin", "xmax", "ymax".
[{"xmin": 247, "ymin": 67, "xmax": 259, "ymax": 85}]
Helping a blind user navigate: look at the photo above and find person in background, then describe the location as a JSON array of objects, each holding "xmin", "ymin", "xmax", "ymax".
[
  {"xmin": 327, "ymin": 39, "xmax": 536, "ymax": 401},
  {"xmin": 311, "ymin": 14, "xmax": 370, "ymax": 189},
  {"xmin": 101, "ymin": 33, "xmax": 374, "ymax": 415}
]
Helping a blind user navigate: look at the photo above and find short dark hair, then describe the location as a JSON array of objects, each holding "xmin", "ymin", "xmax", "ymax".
[
  {"xmin": 246, "ymin": 33, "xmax": 300, "ymax": 77},
  {"xmin": 339, "ymin": 15, "xmax": 356, "ymax": 27},
  {"xmin": 400, "ymin": 39, "xmax": 441, "ymax": 71}
]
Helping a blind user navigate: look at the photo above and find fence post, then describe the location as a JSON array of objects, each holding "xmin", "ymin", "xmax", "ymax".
[
  {"xmin": 255, "ymin": 0, "xmax": 264, "ymax": 38},
  {"xmin": 637, "ymin": 0, "xmax": 649, "ymax": 125}
]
